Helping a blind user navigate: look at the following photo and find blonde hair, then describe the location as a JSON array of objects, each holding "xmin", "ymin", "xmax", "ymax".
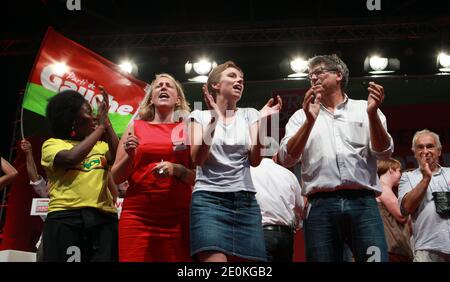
[
  {"xmin": 206, "ymin": 61, "xmax": 243, "ymax": 98},
  {"xmin": 377, "ymin": 158, "xmax": 402, "ymax": 177},
  {"xmin": 138, "ymin": 73, "xmax": 190, "ymax": 121}
]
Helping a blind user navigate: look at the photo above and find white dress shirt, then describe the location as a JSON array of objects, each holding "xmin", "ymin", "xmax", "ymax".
[
  {"xmin": 398, "ymin": 167, "xmax": 450, "ymax": 254},
  {"xmin": 251, "ymin": 158, "xmax": 304, "ymax": 230},
  {"xmin": 279, "ymin": 96, "xmax": 394, "ymax": 195},
  {"xmin": 30, "ymin": 176, "xmax": 48, "ymax": 198}
]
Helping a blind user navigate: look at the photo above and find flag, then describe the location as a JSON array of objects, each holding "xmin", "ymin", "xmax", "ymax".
[{"xmin": 22, "ymin": 27, "xmax": 149, "ymax": 137}]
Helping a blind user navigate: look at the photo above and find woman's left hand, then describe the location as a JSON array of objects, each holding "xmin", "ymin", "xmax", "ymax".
[
  {"xmin": 152, "ymin": 161, "xmax": 177, "ymax": 178},
  {"xmin": 260, "ymin": 95, "xmax": 282, "ymax": 119}
]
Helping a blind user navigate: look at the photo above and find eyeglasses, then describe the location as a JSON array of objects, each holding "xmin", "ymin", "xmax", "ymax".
[{"xmin": 307, "ymin": 67, "xmax": 338, "ymax": 80}]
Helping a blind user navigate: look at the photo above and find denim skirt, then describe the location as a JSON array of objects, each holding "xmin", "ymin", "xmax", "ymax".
[{"xmin": 190, "ymin": 190, "xmax": 267, "ymax": 261}]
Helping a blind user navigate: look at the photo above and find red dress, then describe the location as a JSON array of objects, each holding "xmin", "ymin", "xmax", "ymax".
[{"xmin": 119, "ymin": 120, "xmax": 192, "ymax": 262}]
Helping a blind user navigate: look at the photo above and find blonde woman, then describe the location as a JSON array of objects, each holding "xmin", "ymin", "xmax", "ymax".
[{"xmin": 112, "ymin": 73, "xmax": 195, "ymax": 262}]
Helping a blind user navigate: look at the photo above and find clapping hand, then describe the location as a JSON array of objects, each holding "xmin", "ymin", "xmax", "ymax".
[
  {"xmin": 303, "ymin": 87, "xmax": 321, "ymax": 122},
  {"xmin": 367, "ymin": 82, "xmax": 384, "ymax": 115},
  {"xmin": 260, "ymin": 95, "xmax": 283, "ymax": 119}
]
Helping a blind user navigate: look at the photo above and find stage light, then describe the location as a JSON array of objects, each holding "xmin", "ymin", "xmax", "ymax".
[
  {"xmin": 369, "ymin": 56, "xmax": 388, "ymax": 72},
  {"xmin": 290, "ymin": 58, "xmax": 308, "ymax": 73},
  {"xmin": 193, "ymin": 59, "xmax": 213, "ymax": 75},
  {"xmin": 185, "ymin": 59, "xmax": 217, "ymax": 83},
  {"xmin": 288, "ymin": 57, "xmax": 308, "ymax": 78},
  {"xmin": 364, "ymin": 55, "xmax": 400, "ymax": 74},
  {"xmin": 437, "ymin": 52, "xmax": 450, "ymax": 72},
  {"xmin": 280, "ymin": 57, "xmax": 308, "ymax": 79},
  {"xmin": 119, "ymin": 61, "xmax": 134, "ymax": 74},
  {"xmin": 52, "ymin": 62, "xmax": 69, "ymax": 76}
]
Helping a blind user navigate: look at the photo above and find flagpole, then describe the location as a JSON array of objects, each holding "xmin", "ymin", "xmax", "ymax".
[
  {"xmin": 128, "ymin": 83, "xmax": 151, "ymax": 124},
  {"xmin": 20, "ymin": 100, "xmax": 25, "ymax": 140}
]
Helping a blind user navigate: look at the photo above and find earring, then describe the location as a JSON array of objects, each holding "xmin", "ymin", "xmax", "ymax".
[{"xmin": 70, "ymin": 125, "xmax": 76, "ymax": 137}]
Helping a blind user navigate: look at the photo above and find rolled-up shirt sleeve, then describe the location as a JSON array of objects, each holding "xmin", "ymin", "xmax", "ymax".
[
  {"xmin": 279, "ymin": 110, "xmax": 304, "ymax": 168},
  {"xmin": 369, "ymin": 109, "xmax": 394, "ymax": 160},
  {"xmin": 30, "ymin": 176, "xmax": 48, "ymax": 198}
]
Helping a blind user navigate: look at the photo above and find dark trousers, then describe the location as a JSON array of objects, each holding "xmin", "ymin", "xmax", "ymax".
[
  {"xmin": 263, "ymin": 225, "xmax": 295, "ymax": 262},
  {"xmin": 42, "ymin": 208, "xmax": 118, "ymax": 262}
]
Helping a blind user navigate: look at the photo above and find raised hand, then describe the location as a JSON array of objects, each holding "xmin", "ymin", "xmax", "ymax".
[
  {"xmin": 260, "ymin": 95, "xmax": 283, "ymax": 119},
  {"xmin": 97, "ymin": 85, "xmax": 111, "ymax": 127},
  {"xmin": 418, "ymin": 155, "xmax": 433, "ymax": 180},
  {"xmin": 367, "ymin": 82, "xmax": 384, "ymax": 115},
  {"xmin": 123, "ymin": 132, "xmax": 139, "ymax": 154},
  {"xmin": 20, "ymin": 139, "xmax": 32, "ymax": 154},
  {"xmin": 303, "ymin": 87, "xmax": 321, "ymax": 122},
  {"xmin": 202, "ymin": 84, "xmax": 220, "ymax": 123}
]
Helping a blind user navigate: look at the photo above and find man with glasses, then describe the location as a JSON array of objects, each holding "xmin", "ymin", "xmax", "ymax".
[
  {"xmin": 279, "ymin": 54, "xmax": 392, "ymax": 262},
  {"xmin": 398, "ymin": 129, "xmax": 450, "ymax": 262}
]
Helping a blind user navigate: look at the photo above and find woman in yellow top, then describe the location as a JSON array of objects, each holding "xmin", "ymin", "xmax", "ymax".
[{"xmin": 41, "ymin": 88, "xmax": 118, "ymax": 262}]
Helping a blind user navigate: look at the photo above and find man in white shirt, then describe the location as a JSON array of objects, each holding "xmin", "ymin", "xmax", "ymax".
[
  {"xmin": 398, "ymin": 129, "xmax": 450, "ymax": 262},
  {"xmin": 278, "ymin": 54, "xmax": 393, "ymax": 262},
  {"xmin": 251, "ymin": 140, "xmax": 304, "ymax": 262}
]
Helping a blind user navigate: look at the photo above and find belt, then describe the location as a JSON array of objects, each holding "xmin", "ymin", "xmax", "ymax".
[
  {"xmin": 308, "ymin": 189, "xmax": 375, "ymax": 200},
  {"xmin": 263, "ymin": 225, "xmax": 294, "ymax": 233}
]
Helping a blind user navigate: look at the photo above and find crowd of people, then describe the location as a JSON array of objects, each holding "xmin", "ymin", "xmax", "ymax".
[{"xmin": 3, "ymin": 55, "xmax": 449, "ymax": 262}]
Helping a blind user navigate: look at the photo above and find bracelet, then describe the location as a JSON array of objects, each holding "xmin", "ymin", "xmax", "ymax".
[{"xmin": 175, "ymin": 165, "xmax": 188, "ymax": 180}]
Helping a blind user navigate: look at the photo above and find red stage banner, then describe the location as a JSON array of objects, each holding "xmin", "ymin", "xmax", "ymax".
[{"xmin": 23, "ymin": 27, "xmax": 150, "ymax": 136}]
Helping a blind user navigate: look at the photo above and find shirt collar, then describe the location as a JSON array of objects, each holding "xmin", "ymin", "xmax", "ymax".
[
  {"xmin": 319, "ymin": 93, "xmax": 348, "ymax": 111},
  {"xmin": 433, "ymin": 164, "xmax": 443, "ymax": 176},
  {"xmin": 336, "ymin": 93, "xmax": 349, "ymax": 109},
  {"xmin": 413, "ymin": 164, "xmax": 443, "ymax": 176}
]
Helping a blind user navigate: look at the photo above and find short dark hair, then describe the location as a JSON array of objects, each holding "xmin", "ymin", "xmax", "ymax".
[
  {"xmin": 308, "ymin": 54, "xmax": 349, "ymax": 90},
  {"xmin": 46, "ymin": 90, "xmax": 86, "ymax": 139}
]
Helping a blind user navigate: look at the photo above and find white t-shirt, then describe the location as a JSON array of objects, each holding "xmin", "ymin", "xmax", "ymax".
[
  {"xmin": 189, "ymin": 108, "xmax": 260, "ymax": 193},
  {"xmin": 398, "ymin": 167, "xmax": 450, "ymax": 254}
]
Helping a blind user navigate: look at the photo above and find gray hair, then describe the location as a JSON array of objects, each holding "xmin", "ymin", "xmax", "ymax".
[
  {"xmin": 308, "ymin": 54, "xmax": 349, "ymax": 90},
  {"xmin": 411, "ymin": 129, "xmax": 442, "ymax": 151}
]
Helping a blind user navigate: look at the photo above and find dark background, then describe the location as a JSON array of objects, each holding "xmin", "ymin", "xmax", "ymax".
[{"xmin": 1, "ymin": 0, "xmax": 449, "ymax": 158}]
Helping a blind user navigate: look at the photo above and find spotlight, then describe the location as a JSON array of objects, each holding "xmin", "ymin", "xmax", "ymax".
[
  {"xmin": 369, "ymin": 56, "xmax": 388, "ymax": 72},
  {"xmin": 119, "ymin": 61, "xmax": 133, "ymax": 74},
  {"xmin": 118, "ymin": 60, "xmax": 138, "ymax": 75},
  {"xmin": 51, "ymin": 62, "xmax": 69, "ymax": 76},
  {"xmin": 280, "ymin": 57, "xmax": 308, "ymax": 79},
  {"xmin": 288, "ymin": 58, "xmax": 308, "ymax": 78},
  {"xmin": 364, "ymin": 55, "xmax": 400, "ymax": 74},
  {"xmin": 437, "ymin": 52, "xmax": 450, "ymax": 72},
  {"xmin": 185, "ymin": 59, "xmax": 217, "ymax": 83}
]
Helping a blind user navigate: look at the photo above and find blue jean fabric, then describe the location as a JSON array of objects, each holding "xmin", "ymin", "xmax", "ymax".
[
  {"xmin": 190, "ymin": 190, "xmax": 267, "ymax": 261},
  {"xmin": 304, "ymin": 189, "xmax": 388, "ymax": 262}
]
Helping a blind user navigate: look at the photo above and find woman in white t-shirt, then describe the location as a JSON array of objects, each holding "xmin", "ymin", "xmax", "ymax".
[{"xmin": 189, "ymin": 61, "xmax": 282, "ymax": 262}]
